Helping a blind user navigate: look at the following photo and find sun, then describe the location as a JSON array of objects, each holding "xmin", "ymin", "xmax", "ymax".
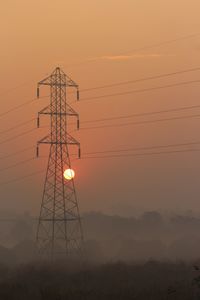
[{"xmin": 64, "ymin": 168, "xmax": 75, "ymax": 180}]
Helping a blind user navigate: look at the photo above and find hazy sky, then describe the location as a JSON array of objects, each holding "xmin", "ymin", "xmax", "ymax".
[{"xmin": 1, "ymin": 0, "xmax": 200, "ymax": 216}]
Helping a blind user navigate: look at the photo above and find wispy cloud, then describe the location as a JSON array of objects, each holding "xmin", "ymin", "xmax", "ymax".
[
  {"xmin": 99, "ymin": 53, "xmax": 164, "ymax": 61},
  {"xmin": 61, "ymin": 53, "xmax": 173, "ymax": 69}
]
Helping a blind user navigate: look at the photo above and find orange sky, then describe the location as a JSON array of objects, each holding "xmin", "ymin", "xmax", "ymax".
[{"xmin": 1, "ymin": 0, "xmax": 200, "ymax": 216}]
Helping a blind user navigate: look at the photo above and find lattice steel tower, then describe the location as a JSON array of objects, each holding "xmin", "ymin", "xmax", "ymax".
[{"xmin": 36, "ymin": 67, "xmax": 83, "ymax": 258}]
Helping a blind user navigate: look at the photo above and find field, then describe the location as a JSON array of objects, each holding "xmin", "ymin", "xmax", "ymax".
[{"xmin": 0, "ymin": 261, "xmax": 199, "ymax": 300}]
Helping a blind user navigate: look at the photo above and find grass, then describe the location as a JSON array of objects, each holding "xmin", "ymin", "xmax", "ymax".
[{"xmin": 0, "ymin": 260, "xmax": 198, "ymax": 299}]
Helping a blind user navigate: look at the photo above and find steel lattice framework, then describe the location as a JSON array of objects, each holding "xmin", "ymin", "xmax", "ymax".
[{"xmin": 36, "ymin": 67, "xmax": 83, "ymax": 258}]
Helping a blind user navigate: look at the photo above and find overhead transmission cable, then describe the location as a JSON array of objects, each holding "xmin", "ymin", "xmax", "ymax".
[
  {"xmin": 0, "ymin": 146, "xmax": 35, "ymax": 160},
  {"xmin": 2, "ymin": 105, "xmax": 200, "ymax": 151},
  {"xmin": 1, "ymin": 33, "xmax": 199, "ymax": 106},
  {"xmin": 0, "ymin": 118, "xmax": 36, "ymax": 135},
  {"xmin": 1, "ymin": 140, "xmax": 200, "ymax": 173},
  {"xmin": 81, "ymin": 104, "xmax": 200, "ymax": 124},
  {"xmin": 0, "ymin": 99, "xmax": 35, "ymax": 118},
  {"xmin": 0, "ymin": 128, "xmax": 36, "ymax": 146},
  {"xmin": 82, "ymin": 148, "xmax": 200, "ymax": 160},
  {"xmin": 0, "ymin": 170, "xmax": 45, "ymax": 186},
  {"xmin": 1, "ymin": 147, "xmax": 200, "ymax": 186},
  {"xmin": 76, "ymin": 66, "xmax": 200, "ymax": 94},
  {"xmin": 0, "ymin": 125, "xmax": 48, "ymax": 146},
  {"xmin": 78, "ymin": 79, "xmax": 200, "ymax": 103},
  {"xmin": 2, "ymin": 69, "xmax": 200, "ymax": 154},
  {"xmin": 1, "ymin": 66, "xmax": 200, "ymax": 121},
  {"xmin": 0, "ymin": 157, "xmax": 36, "ymax": 172},
  {"xmin": 0, "ymin": 95, "xmax": 48, "ymax": 119},
  {"xmin": 80, "ymin": 113, "xmax": 200, "ymax": 131},
  {"xmin": 84, "ymin": 141, "xmax": 200, "ymax": 155},
  {"xmin": 65, "ymin": 32, "xmax": 200, "ymax": 68},
  {"xmin": 0, "ymin": 66, "xmax": 200, "ymax": 121}
]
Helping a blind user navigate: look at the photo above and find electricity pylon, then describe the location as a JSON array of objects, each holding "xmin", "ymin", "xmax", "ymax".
[{"xmin": 36, "ymin": 67, "xmax": 83, "ymax": 259}]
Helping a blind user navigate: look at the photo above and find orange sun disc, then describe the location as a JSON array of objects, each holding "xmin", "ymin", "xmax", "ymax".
[{"xmin": 64, "ymin": 168, "xmax": 75, "ymax": 180}]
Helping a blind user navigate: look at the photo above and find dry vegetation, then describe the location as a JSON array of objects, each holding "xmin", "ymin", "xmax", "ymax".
[
  {"xmin": 0, "ymin": 211, "xmax": 200, "ymax": 298},
  {"xmin": 0, "ymin": 260, "xmax": 199, "ymax": 299}
]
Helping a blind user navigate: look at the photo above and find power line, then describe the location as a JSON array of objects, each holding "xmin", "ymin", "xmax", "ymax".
[
  {"xmin": 80, "ymin": 113, "xmax": 200, "ymax": 131},
  {"xmin": 1, "ymin": 66, "xmax": 200, "ymax": 123},
  {"xmin": 2, "ymin": 106, "xmax": 200, "ymax": 149},
  {"xmin": 0, "ymin": 125, "xmax": 49, "ymax": 146},
  {"xmin": 0, "ymin": 95, "xmax": 48, "ymax": 119},
  {"xmin": 3, "ymin": 66, "xmax": 199, "ymax": 122},
  {"xmin": 78, "ymin": 66, "xmax": 200, "ymax": 94},
  {"xmin": 1, "ymin": 108, "xmax": 200, "ymax": 150},
  {"xmin": 0, "ymin": 71, "xmax": 51, "ymax": 99},
  {"xmin": 0, "ymin": 81, "xmax": 32, "ymax": 98},
  {"xmin": 2, "ymin": 92, "xmax": 200, "ymax": 139},
  {"xmin": 2, "ymin": 102, "xmax": 200, "ymax": 143},
  {"xmin": 2, "ymin": 67, "xmax": 200, "ymax": 122},
  {"xmin": 0, "ymin": 118, "xmax": 36, "ymax": 135},
  {"xmin": 0, "ymin": 157, "xmax": 36, "ymax": 172},
  {"xmin": 0, "ymin": 155, "xmax": 48, "ymax": 173},
  {"xmin": 83, "ymin": 141, "xmax": 200, "ymax": 155},
  {"xmin": 120, "ymin": 33, "xmax": 200, "ymax": 55},
  {"xmin": 2, "ymin": 140, "xmax": 200, "ymax": 172},
  {"xmin": 82, "ymin": 148, "xmax": 200, "ymax": 160},
  {"xmin": 79, "ymin": 79, "xmax": 200, "ymax": 103},
  {"xmin": 81, "ymin": 104, "xmax": 200, "ymax": 124},
  {"xmin": 66, "ymin": 32, "xmax": 200, "ymax": 68},
  {"xmin": 0, "ymin": 146, "xmax": 35, "ymax": 160},
  {"xmin": 2, "ymin": 72, "xmax": 200, "ymax": 154},
  {"xmin": 0, "ymin": 128, "xmax": 36, "ymax": 146},
  {"xmin": 0, "ymin": 169, "xmax": 45, "ymax": 186},
  {"xmin": 0, "ymin": 147, "xmax": 200, "ymax": 186},
  {"xmin": 1, "ymin": 35, "xmax": 199, "ymax": 102},
  {"xmin": 0, "ymin": 99, "xmax": 35, "ymax": 118}
]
